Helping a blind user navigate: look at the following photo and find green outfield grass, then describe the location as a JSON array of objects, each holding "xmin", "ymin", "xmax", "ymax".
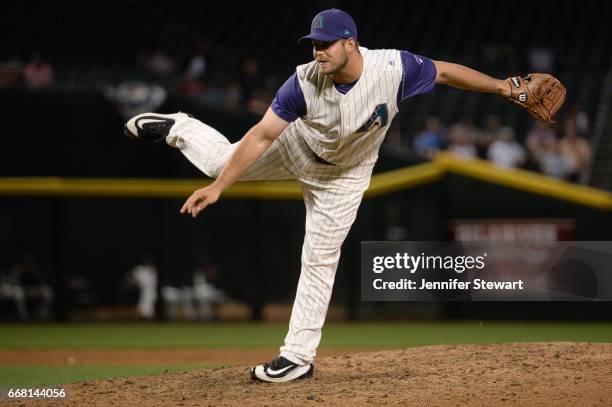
[
  {"xmin": 1, "ymin": 321, "xmax": 611, "ymax": 349},
  {"xmin": 1, "ymin": 321, "xmax": 610, "ymax": 388}
]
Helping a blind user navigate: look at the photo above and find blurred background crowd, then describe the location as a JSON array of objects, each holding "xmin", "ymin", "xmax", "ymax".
[{"xmin": 413, "ymin": 112, "xmax": 591, "ymax": 183}]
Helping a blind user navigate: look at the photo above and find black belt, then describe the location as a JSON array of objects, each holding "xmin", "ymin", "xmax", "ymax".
[{"xmin": 314, "ymin": 153, "xmax": 334, "ymax": 165}]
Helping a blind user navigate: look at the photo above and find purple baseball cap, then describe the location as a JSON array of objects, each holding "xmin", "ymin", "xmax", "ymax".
[{"xmin": 299, "ymin": 9, "xmax": 358, "ymax": 42}]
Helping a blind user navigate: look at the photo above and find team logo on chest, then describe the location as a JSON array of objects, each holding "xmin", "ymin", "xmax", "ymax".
[{"xmin": 357, "ymin": 103, "xmax": 389, "ymax": 132}]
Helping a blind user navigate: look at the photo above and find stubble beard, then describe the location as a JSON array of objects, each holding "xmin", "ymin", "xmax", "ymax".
[{"xmin": 322, "ymin": 53, "xmax": 348, "ymax": 77}]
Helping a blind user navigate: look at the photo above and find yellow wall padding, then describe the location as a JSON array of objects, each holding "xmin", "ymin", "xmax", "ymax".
[{"xmin": 0, "ymin": 152, "xmax": 610, "ymax": 210}]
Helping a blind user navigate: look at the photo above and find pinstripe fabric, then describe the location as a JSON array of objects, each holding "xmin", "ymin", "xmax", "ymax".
[
  {"xmin": 169, "ymin": 47, "xmax": 403, "ymax": 365},
  {"xmin": 278, "ymin": 129, "xmax": 374, "ymax": 364},
  {"xmin": 295, "ymin": 47, "xmax": 403, "ymax": 167},
  {"xmin": 169, "ymin": 118, "xmax": 295, "ymax": 181}
]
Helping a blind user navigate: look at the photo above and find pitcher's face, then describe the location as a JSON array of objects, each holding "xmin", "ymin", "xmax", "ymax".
[{"xmin": 312, "ymin": 39, "xmax": 350, "ymax": 75}]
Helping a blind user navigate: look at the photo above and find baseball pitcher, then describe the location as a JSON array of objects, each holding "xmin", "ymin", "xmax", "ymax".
[{"xmin": 125, "ymin": 9, "xmax": 565, "ymax": 382}]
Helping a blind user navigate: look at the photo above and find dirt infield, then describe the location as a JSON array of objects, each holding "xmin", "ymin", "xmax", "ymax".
[
  {"xmin": 0, "ymin": 348, "xmax": 372, "ymax": 366},
  {"xmin": 7, "ymin": 342, "xmax": 612, "ymax": 406}
]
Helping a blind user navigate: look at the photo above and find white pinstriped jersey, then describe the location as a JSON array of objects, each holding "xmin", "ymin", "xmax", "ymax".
[{"xmin": 294, "ymin": 47, "xmax": 403, "ymax": 167}]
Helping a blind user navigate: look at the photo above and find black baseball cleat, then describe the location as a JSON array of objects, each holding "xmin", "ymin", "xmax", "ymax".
[
  {"xmin": 124, "ymin": 112, "xmax": 191, "ymax": 144},
  {"xmin": 250, "ymin": 356, "xmax": 314, "ymax": 383}
]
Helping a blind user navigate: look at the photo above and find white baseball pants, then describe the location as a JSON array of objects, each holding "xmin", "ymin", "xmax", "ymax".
[{"xmin": 170, "ymin": 117, "xmax": 373, "ymax": 364}]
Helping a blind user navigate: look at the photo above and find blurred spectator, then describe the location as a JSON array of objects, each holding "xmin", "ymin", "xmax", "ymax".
[
  {"xmin": 7, "ymin": 254, "xmax": 53, "ymax": 320},
  {"xmin": 185, "ymin": 41, "xmax": 209, "ymax": 81},
  {"xmin": 540, "ymin": 142, "xmax": 568, "ymax": 179},
  {"xmin": 162, "ymin": 285, "xmax": 194, "ymax": 320},
  {"xmin": 179, "ymin": 40, "xmax": 211, "ymax": 98},
  {"xmin": 528, "ymin": 46, "xmax": 555, "ymax": 72},
  {"xmin": 477, "ymin": 115, "xmax": 504, "ymax": 155},
  {"xmin": 0, "ymin": 56, "xmax": 24, "ymax": 87},
  {"xmin": 0, "ymin": 269, "xmax": 27, "ymax": 320},
  {"xmin": 128, "ymin": 256, "xmax": 158, "ymax": 319},
  {"xmin": 23, "ymin": 54, "xmax": 54, "ymax": 89},
  {"xmin": 447, "ymin": 131, "xmax": 477, "ymax": 159},
  {"xmin": 192, "ymin": 255, "xmax": 225, "ymax": 320},
  {"xmin": 448, "ymin": 116, "xmax": 479, "ymax": 145},
  {"xmin": 558, "ymin": 118, "xmax": 592, "ymax": 183},
  {"xmin": 525, "ymin": 120, "xmax": 557, "ymax": 163},
  {"xmin": 197, "ymin": 81, "xmax": 241, "ymax": 111},
  {"xmin": 567, "ymin": 104, "xmax": 590, "ymax": 137},
  {"xmin": 162, "ymin": 254, "xmax": 225, "ymax": 320},
  {"xmin": 487, "ymin": 127, "xmax": 526, "ymax": 169},
  {"xmin": 447, "ymin": 116, "xmax": 478, "ymax": 159},
  {"xmin": 414, "ymin": 116, "xmax": 445, "ymax": 159},
  {"xmin": 147, "ymin": 49, "xmax": 177, "ymax": 76}
]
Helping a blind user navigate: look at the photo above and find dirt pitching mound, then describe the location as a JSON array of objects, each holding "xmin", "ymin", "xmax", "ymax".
[{"xmin": 40, "ymin": 343, "xmax": 612, "ymax": 406}]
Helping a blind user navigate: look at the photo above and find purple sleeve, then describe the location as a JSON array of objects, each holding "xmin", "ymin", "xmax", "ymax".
[
  {"xmin": 398, "ymin": 51, "xmax": 437, "ymax": 104},
  {"xmin": 271, "ymin": 73, "xmax": 306, "ymax": 122}
]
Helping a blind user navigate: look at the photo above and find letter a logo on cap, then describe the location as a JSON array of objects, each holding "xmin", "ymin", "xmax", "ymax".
[{"xmin": 313, "ymin": 15, "xmax": 324, "ymax": 29}]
